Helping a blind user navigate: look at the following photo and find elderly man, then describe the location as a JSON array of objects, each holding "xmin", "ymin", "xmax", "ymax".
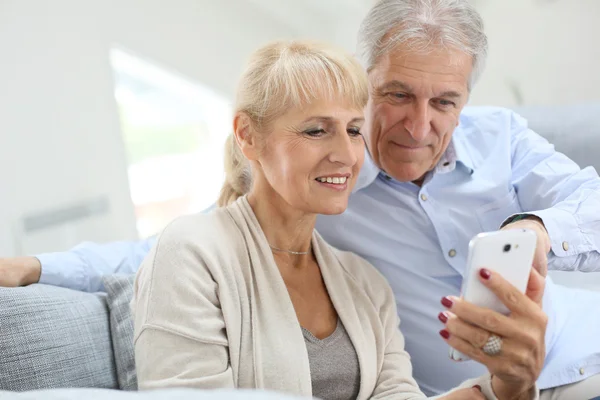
[{"xmin": 2, "ymin": 0, "xmax": 600, "ymax": 398}]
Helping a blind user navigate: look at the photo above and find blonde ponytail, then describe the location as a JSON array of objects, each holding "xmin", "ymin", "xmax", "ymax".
[{"xmin": 217, "ymin": 133, "xmax": 252, "ymax": 207}]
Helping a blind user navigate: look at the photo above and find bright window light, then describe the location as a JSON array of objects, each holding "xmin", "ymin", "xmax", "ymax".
[{"xmin": 109, "ymin": 47, "xmax": 232, "ymax": 238}]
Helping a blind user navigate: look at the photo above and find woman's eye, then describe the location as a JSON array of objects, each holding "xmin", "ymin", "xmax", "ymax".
[
  {"xmin": 348, "ymin": 128, "xmax": 362, "ymax": 136},
  {"xmin": 304, "ymin": 129, "xmax": 326, "ymax": 137}
]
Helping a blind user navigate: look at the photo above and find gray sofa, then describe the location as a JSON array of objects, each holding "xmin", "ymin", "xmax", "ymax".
[
  {"xmin": 0, "ymin": 104, "xmax": 599, "ymax": 399},
  {"xmin": 0, "ymin": 276, "xmax": 308, "ymax": 400}
]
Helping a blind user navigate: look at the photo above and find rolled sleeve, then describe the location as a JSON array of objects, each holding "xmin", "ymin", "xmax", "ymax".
[
  {"xmin": 37, "ymin": 237, "xmax": 157, "ymax": 292},
  {"xmin": 508, "ymin": 109, "xmax": 600, "ymax": 272},
  {"xmin": 37, "ymin": 251, "xmax": 89, "ymax": 291},
  {"xmin": 530, "ymin": 207, "xmax": 591, "ymax": 257}
]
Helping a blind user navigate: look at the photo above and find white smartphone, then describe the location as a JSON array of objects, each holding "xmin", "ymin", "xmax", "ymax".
[{"xmin": 448, "ymin": 228, "xmax": 537, "ymax": 362}]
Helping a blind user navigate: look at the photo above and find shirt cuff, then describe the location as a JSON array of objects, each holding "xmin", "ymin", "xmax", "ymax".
[
  {"xmin": 501, "ymin": 209, "xmax": 587, "ymax": 258},
  {"xmin": 36, "ymin": 251, "xmax": 87, "ymax": 291}
]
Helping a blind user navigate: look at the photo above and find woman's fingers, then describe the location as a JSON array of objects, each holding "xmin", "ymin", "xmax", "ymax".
[
  {"xmin": 525, "ymin": 267, "xmax": 546, "ymax": 307},
  {"xmin": 439, "ymin": 324, "xmax": 495, "ymax": 366},
  {"xmin": 440, "ymin": 311, "xmax": 491, "ymax": 350},
  {"xmin": 441, "ymin": 295, "xmax": 519, "ymax": 338},
  {"xmin": 476, "ymin": 268, "xmax": 539, "ymax": 316},
  {"xmin": 441, "ymin": 268, "xmax": 547, "ymax": 337},
  {"xmin": 440, "ymin": 312, "xmax": 539, "ymax": 369}
]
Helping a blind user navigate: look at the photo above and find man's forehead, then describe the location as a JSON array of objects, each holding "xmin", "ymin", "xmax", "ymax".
[{"xmin": 370, "ymin": 46, "xmax": 472, "ymax": 92}]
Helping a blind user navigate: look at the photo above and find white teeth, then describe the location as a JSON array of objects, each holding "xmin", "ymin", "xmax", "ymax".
[{"xmin": 316, "ymin": 176, "xmax": 347, "ymax": 184}]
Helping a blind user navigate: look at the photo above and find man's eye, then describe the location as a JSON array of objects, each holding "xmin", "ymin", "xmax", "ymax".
[
  {"xmin": 304, "ymin": 129, "xmax": 326, "ymax": 137},
  {"xmin": 438, "ymin": 99, "xmax": 455, "ymax": 107},
  {"xmin": 390, "ymin": 93, "xmax": 407, "ymax": 99}
]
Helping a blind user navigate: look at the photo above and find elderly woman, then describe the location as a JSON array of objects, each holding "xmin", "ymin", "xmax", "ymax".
[{"xmin": 131, "ymin": 40, "xmax": 540, "ymax": 400}]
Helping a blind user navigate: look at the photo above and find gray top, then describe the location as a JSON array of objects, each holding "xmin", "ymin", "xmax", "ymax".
[{"xmin": 302, "ymin": 321, "xmax": 361, "ymax": 400}]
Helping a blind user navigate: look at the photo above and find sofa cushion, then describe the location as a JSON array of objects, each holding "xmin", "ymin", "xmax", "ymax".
[
  {"xmin": 0, "ymin": 388, "xmax": 311, "ymax": 399},
  {"xmin": 103, "ymin": 274, "xmax": 137, "ymax": 390},
  {"xmin": 0, "ymin": 284, "xmax": 118, "ymax": 391},
  {"xmin": 514, "ymin": 103, "xmax": 600, "ymax": 172}
]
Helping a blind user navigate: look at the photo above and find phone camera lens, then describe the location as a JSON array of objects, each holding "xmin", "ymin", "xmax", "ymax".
[{"xmin": 503, "ymin": 244, "xmax": 511, "ymax": 252}]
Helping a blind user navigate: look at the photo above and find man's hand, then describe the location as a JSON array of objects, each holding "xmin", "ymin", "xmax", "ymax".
[
  {"xmin": 502, "ymin": 216, "xmax": 551, "ymax": 277},
  {"xmin": 0, "ymin": 256, "xmax": 42, "ymax": 287}
]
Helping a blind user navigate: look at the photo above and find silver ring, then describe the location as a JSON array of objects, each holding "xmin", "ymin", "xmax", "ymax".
[{"xmin": 482, "ymin": 334, "xmax": 503, "ymax": 355}]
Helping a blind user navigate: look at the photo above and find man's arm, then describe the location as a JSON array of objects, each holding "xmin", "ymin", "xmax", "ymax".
[
  {"xmin": 0, "ymin": 237, "xmax": 156, "ymax": 292},
  {"xmin": 508, "ymin": 111, "xmax": 600, "ymax": 272}
]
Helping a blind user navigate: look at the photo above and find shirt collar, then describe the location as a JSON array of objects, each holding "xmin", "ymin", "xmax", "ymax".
[
  {"xmin": 450, "ymin": 127, "xmax": 477, "ymax": 174},
  {"xmin": 435, "ymin": 135, "xmax": 476, "ymax": 175},
  {"xmin": 354, "ymin": 129, "xmax": 478, "ymax": 193}
]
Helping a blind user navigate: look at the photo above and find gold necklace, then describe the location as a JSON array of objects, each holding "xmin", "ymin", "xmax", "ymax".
[{"xmin": 269, "ymin": 244, "xmax": 310, "ymax": 255}]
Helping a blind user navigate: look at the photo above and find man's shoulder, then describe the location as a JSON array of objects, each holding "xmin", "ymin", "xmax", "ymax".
[
  {"xmin": 458, "ymin": 106, "xmax": 517, "ymax": 133},
  {"xmin": 454, "ymin": 106, "xmax": 524, "ymax": 159}
]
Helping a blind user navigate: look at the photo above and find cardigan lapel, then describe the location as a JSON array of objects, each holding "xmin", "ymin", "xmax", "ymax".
[
  {"xmin": 230, "ymin": 197, "xmax": 313, "ymax": 397},
  {"xmin": 312, "ymin": 232, "xmax": 378, "ymax": 400}
]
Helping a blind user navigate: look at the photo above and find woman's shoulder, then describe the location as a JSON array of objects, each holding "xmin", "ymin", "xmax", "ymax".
[{"xmin": 154, "ymin": 206, "xmax": 244, "ymax": 260}]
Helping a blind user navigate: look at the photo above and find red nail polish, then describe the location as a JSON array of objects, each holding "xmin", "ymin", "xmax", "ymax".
[
  {"xmin": 472, "ymin": 385, "xmax": 482, "ymax": 391},
  {"xmin": 438, "ymin": 312, "xmax": 448, "ymax": 323},
  {"xmin": 441, "ymin": 297, "xmax": 453, "ymax": 308},
  {"xmin": 479, "ymin": 268, "xmax": 491, "ymax": 280},
  {"xmin": 439, "ymin": 329, "xmax": 450, "ymax": 339}
]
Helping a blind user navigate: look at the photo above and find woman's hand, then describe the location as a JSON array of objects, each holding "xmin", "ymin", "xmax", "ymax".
[
  {"xmin": 439, "ymin": 267, "xmax": 547, "ymax": 400},
  {"xmin": 439, "ymin": 387, "xmax": 485, "ymax": 400}
]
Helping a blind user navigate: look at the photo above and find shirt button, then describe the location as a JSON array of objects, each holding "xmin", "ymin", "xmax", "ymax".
[
  {"xmin": 579, "ymin": 367, "xmax": 585, "ymax": 375},
  {"xmin": 420, "ymin": 193, "xmax": 428, "ymax": 201},
  {"xmin": 562, "ymin": 241, "xmax": 569, "ymax": 251},
  {"xmin": 448, "ymin": 249, "xmax": 457, "ymax": 258}
]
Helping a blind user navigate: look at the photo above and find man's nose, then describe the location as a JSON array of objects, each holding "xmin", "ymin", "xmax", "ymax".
[{"xmin": 404, "ymin": 103, "xmax": 432, "ymax": 142}]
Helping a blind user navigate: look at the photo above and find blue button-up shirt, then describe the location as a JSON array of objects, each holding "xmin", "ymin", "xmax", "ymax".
[{"xmin": 39, "ymin": 107, "xmax": 600, "ymax": 395}]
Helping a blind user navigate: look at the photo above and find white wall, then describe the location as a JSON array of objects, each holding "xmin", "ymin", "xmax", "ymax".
[
  {"xmin": 470, "ymin": 0, "xmax": 600, "ymax": 106},
  {"xmin": 1, "ymin": 0, "xmax": 599, "ymax": 257},
  {"xmin": 0, "ymin": 0, "xmax": 326, "ymax": 256}
]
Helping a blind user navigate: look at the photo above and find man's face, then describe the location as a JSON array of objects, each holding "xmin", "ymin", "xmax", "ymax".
[{"xmin": 364, "ymin": 45, "xmax": 472, "ymax": 183}]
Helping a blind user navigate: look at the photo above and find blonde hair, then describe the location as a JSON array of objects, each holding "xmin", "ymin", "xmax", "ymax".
[{"xmin": 217, "ymin": 40, "xmax": 369, "ymax": 207}]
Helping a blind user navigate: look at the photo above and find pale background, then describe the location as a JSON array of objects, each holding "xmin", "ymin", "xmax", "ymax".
[{"xmin": 0, "ymin": 0, "xmax": 598, "ymax": 288}]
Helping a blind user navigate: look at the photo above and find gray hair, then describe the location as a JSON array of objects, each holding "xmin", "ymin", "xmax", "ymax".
[{"xmin": 357, "ymin": 0, "xmax": 488, "ymax": 89}]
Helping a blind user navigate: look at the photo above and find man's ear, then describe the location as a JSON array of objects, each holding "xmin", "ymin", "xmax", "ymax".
[{"xmin": 233, "ymin": 112, "xmax": 260, "ymax": 161}]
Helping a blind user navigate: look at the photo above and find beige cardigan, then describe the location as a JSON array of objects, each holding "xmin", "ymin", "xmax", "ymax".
[{"xmin": 132, "ymin": 196, "xmax": 505, "ymax": 399}]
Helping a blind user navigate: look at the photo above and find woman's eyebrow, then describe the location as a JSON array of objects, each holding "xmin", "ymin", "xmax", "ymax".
[{"xmin": 301, "ymin": 116, "xmax": 365, "ymax": 124}]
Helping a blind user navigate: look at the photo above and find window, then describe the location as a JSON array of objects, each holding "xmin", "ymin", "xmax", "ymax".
[{"xmin": 110, "ymin": 47, "xmax": 232, "ymax": 238}]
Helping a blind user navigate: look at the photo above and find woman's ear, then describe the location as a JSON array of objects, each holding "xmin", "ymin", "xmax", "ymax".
[{"xmin": 233, "ymin": 112, "xmax": 260, "ymax": 161}]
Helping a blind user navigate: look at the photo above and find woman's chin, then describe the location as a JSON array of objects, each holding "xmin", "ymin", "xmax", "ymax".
[{"xmin": 311, "ymin": 200, "xmax": 349, "ymax": 216}]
